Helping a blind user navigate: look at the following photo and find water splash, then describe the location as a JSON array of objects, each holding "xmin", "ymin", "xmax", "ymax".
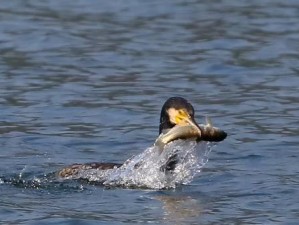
[
  {"xmin": 0, "ymin": 171, "xmax": 86, "ymax": 191},
  {"xmin": 1, "ymin": 140, "xmax": 215, "ymax": 190},
  {"xmin": 75, "ymin": 140, "xmax": 215, "ymax": 189},
  {"xmin": 18, "ymin": 165, "xmax": 27, "ymax": 179}
]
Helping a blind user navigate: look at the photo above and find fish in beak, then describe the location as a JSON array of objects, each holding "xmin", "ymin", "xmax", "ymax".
[
  {"xmin": 155, "ymin": 108, "xmax": 202, "ymax": 147},
  {"xmin": 156, "ymin": 108, "xmax": 227, "ymax": 148}
]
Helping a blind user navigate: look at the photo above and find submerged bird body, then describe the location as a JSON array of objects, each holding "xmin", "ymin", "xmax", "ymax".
[
  {"xmin": 58, "ymin": 162, "xmax": 122, "ymax": 178},
  {"xmin": 58, "ymin": 97, "xmax": 227, "ymax": 179}
]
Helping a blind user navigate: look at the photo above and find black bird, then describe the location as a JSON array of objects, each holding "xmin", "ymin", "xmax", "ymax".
[{"xmin": 58, "ymin": 97, "xmax": 227, "ymax": 178}]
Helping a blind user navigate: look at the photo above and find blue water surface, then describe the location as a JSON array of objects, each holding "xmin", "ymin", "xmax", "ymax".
[{"xmin": 0, "ymin": 0, "xmax": 298, "ymax": 224}]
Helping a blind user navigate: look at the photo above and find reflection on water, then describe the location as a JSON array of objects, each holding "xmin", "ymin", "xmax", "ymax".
[
  {"xmin": 0, "ymin": 0, "xmax": 299, "ymax": 224},
  {"xmin": 157, "ymin": 194, "xmax": 203, "ymax": 224}
]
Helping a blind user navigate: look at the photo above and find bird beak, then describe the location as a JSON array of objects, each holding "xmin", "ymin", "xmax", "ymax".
[
  {"xmin": 155, "ymin": 114, "xmax": 202, "ymax": 148},
  {"xmin": 156, "ymin": 108, "xmax": 227, "ymax": 148},
  {"xmin": 182, "ymin": 117, "xmax": 202, "ymax": 136},
  {"xmin": 155, "ymin": 108, "xmax": 203, "ymax": 148},
  {"xmin": 171, "ymin": 109, "xmax": 202, "ymax": 136}
]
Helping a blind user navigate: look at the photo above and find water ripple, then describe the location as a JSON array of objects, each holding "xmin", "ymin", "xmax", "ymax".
[{"xmin": 0, "ymin": 0, "xmax": 299, "ymax": 224}]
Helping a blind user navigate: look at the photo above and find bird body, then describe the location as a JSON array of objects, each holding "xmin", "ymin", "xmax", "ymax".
[{"xmin": 58, "ymin": 97, "xmax": 227, "ymax": 179}]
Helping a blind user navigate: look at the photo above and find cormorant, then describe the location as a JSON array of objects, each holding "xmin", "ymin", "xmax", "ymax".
[{"xmin": 58, "ymin": 97, "xmax": 227, "ymax": 178}]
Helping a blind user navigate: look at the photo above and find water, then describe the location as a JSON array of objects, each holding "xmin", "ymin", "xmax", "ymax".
[
  {"xmin": 0, "ymin": 0, "xmax": 298, "ymax": 224},
  {"xmin": 100, "ymin": 141, "xmax": 212, "ymax": 189}
]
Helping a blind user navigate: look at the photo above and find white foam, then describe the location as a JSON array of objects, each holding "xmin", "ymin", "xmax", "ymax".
[{"xmin": 75, "ymin": 140, "xmax": 215, "ymax": 189}]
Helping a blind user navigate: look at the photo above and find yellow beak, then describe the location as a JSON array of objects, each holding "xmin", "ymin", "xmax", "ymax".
[
  {"xmin": 155, "ymin": 109, "xmax": 202, "ymax": 147},
  {"xmin": 174, "ymin": 110, "xmax": 202, "ymax": 136}
]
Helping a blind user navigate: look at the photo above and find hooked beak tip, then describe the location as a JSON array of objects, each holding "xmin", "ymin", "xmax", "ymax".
[{"xmin": 186, "ymin": 118, "xmax": 202, "ymax": 136}]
